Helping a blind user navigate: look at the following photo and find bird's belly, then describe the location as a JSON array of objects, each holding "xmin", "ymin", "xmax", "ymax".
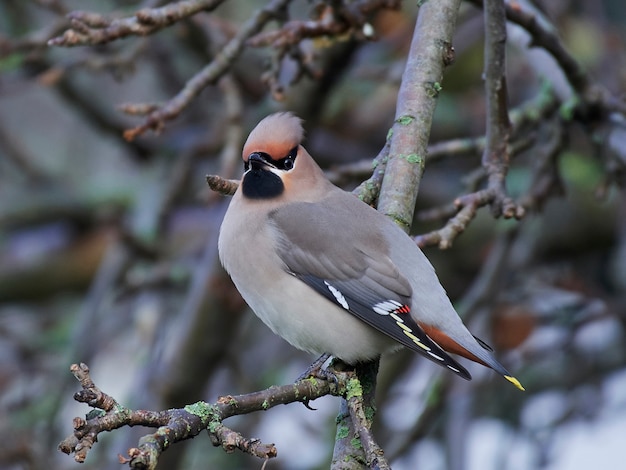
[{"xmin": 232, "ymin": 270, "xmax": 395, "ymax": 364}]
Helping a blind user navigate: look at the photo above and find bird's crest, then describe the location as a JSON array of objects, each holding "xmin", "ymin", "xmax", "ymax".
[{"xmin": 242, "ymin": 112, "xmax": 304, "ymax": 162}]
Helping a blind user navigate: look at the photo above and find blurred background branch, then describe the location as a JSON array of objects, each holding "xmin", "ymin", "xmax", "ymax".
[{"xmin": 1, "ymin": 0, "xmax": 626, "ymax": 469}]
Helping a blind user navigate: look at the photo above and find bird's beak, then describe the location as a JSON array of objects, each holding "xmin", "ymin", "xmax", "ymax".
[{"xmin": 248, "ymin": 152, "xmax": 276, "ymax": 170}]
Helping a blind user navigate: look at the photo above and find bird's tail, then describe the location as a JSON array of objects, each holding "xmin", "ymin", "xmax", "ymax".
[
  {"xmin": 420, "ymin": 323, "xmax": 525, "ymax": 391},
  {"xmin": 468, "ymin": 335, "xmax": 525, "ymax": 391}
]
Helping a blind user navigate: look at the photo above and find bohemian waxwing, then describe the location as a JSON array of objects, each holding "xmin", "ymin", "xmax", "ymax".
[{"xmin": 218, "ymin": 113, "xmax": 524, "ymax": 391}]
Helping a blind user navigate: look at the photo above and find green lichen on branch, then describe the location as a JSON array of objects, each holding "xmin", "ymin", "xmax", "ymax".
[
  {"xmin": 350, "ymin": 437, "xmax": 363, "ymax": 449},
  {"xmin": 336, "ymin": 425, "xmax": 350, "ymax": 440},
  {"xmin": 345, "ymin": 377, "xmax": 363, "ymax": 401},
  {"xmin": 184, "ymin": 401, "xmax": 214, "ymax": 420},
  {"xmin": 399, "ymin": 153, "xmax": 425, "ymax": 167},
  {"xmin": 395, "ymin": 115, "xmax": 415, "ymax": 126}
]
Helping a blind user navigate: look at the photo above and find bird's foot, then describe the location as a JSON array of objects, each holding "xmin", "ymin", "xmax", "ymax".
[
  {"xmin": 298, "ymin": 355, "xmax": 356, "ymax": 410},
  {"xmin": 297, "ymin": 353, "xmax": 332, "ymax": 382}
]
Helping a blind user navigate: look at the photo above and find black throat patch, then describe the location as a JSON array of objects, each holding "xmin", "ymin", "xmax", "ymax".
[{"xmin": 241, "ymin": 169, "xmax": 284, "ymax": 199}]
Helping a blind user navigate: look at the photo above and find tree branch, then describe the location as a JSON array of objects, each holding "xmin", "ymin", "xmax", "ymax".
[
  {"xmin": 59, "ymin": 362, "xmax": 376, "ymax": 468},
  {"xmin": 205, "ymin": 174, "xmax": 239, "ymax": 196},
  {"xmin": 352, "ymin": 136, "xmax": 390, "ymax": 205},
  {"xmin": 331, "ymin": 361, "xmax": 388, "ymax": 469},
  {"xmin": 122, "ymin": 0, "xmax": 292, "ymax": 140},
  {"xmin": 376, "ymin": 0, "xmax": 462, "ymax": 232},
  {"xmin": 48, "ymin": 0, "xmax": 227, "ymax": 47},
  {"xmin": 469, "ymin": 0, "xmax": 626, "ymax": 117},
  {"xmin": 414, "ymin": 81, "xmax": 562, "ymax": 248},
  {"xmin": 416, "ymin": 2, "xmax": 521, "ymax": 243},
  {"xmin": 502, "ymin": 0, "xmax": 589, "ymax": 96},
  {"xmin": 481, "ymin": 0, "xmax": 521, "ymax": 218},
  {"xmin": 248, "ymin": 0, "xmax": 400, "ymax": 48}
]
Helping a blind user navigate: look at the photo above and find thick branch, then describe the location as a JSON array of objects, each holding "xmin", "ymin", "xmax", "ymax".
[
  {"xmin": 346, "ymin": 362, "xmax": 388, "ymax": 469},
  {"xmin": 331, "ymin": 360, "xmax": 386, "ymax": 470},
  {"xmin": 376, "ymin": 0, "xmax": 461, "ymax": 232}
]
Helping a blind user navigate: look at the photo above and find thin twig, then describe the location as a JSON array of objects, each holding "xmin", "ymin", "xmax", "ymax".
[
  {"xmin": 122, "ymin": 0, "xmax": 292, "ymax": 140},
  {"xmin": 352, "ymin": 138, "xmax": 390, "ymax": 205},
  {"xmin": 0, "ymin": 18, "xmax": 68, "ymax": 57},
  {"xmin": 48, "ymin": 0, "xmax": 227, "ymax": 47},
  {"xmin": 502, "ymin": 0, "xmax": 590, "ymax": 95},
  {"xmin": 481, "ymin": 0, "xmax": 520, "ymax": 219},
  {"xmin": 205, "ymin": 175, "xmax": 239, "ymax": 196},
  {"xmin": 248, "ymin": 0, "xmax": 400, "ymax": 48},
  {"xmin": 414, "ymin": 83, "xmax": 561, "ymax": 247}
]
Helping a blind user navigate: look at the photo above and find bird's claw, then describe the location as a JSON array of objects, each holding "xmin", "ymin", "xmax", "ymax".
[
  {"xmin": 302, "ymin": 399, "xmax": 317, "ymax": 411},
  {"xmin": 296, "ymin": 353, "xmax": 331, "ymax": 382}
]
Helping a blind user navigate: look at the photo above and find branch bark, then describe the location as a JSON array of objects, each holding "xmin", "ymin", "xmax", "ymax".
[
  {"xmin": 376, "ymin": 0, "xmax": 462, "ymax": 232},
  {"xmin": 331, "ymin": 361, "xmax": 389, "ymax": 469},
  {"xmin": 482, "ymin": 0, "xmax": 516, "ymax": 218}
]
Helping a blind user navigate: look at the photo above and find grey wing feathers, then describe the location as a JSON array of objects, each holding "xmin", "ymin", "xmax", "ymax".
[
  {"xmin": 268, "ymin": 197, "xmax": 411, "ymax": 300},
  {"xmin": 268, "ymin": 196, "xmax": 473, "ymax": 381}
]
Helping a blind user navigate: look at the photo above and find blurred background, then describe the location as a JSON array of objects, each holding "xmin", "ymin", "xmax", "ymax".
[{"xmin": 1, "ymin": 0, "xmax": 625, "ymax": 469}]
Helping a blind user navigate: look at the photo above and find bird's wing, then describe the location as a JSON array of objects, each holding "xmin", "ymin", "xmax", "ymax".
[{"xmin": 268, "ymin": 198, "xmax": 472, "ymax": 380}]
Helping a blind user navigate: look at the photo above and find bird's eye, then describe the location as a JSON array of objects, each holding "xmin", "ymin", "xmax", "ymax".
[
  {"xmin": 278, "ymin": 146, "xmax": 298, "ymax": 171},
  {"xmin": 283, "ymin": 157, "xmax": 294, "ymax": 170}
]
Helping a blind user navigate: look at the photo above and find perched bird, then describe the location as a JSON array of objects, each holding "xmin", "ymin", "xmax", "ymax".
[{"xmin": 218, "ymin": 113, "xmax": 524, "ymax": 391}]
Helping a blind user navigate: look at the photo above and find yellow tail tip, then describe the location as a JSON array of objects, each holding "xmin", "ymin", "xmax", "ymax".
[{"xmin": 504, "ymin": 375, "xmax": 525, "ymax": 391}]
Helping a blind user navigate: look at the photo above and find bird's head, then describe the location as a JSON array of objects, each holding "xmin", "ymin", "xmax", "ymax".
[{"xmin": 240, "ymin": 113, "xmax": 325, "ymax": 200}]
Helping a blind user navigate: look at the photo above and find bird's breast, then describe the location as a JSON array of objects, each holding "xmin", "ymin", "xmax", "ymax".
[{"xmin": 218, "ymin": 196, "xmax": 394, "ymax": 362}]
